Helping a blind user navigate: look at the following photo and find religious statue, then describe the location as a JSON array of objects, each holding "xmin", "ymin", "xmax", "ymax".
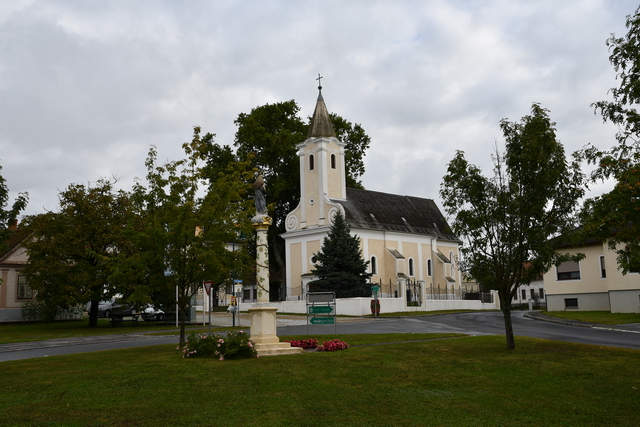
[{"xmin": 253, "ymin": 172, "xmax": 267, "ymax": 214}]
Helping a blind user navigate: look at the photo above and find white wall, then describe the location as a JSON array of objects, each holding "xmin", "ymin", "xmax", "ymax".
[{"xmin": 239, "ymin": 294, "xmax": 498, "ymax": 316}]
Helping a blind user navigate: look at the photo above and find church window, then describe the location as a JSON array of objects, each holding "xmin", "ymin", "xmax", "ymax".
[
  {"xmin": 309, "ymin": 154, "xmax": 315, "ymax": 171},
  {"xmin": 331, "ymin": 154, "xmax": 336, "ymax": 169},
  {"xmin": 408, "ymin": 258, "xmax": 415, "ymax": 277},
  {"xmin": 370, "ymin": 256, "xmax": 377, "ymax": 275},
  {"xmin": 449, "ymin": 251, "xmax": 455, "ymax": 276},
  {"xmin": 427, "ymin": 259, "xmax": 432, "ymax": 277}
]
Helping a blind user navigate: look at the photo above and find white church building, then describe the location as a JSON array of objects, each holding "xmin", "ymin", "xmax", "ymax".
[{"xmin": 275, "ymin": 87, "xmax": 499, "ymax": 314}]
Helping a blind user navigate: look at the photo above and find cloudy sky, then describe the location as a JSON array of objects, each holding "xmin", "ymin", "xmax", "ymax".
[{"xmin": 0, "ymin": 0, "xmax": 636, "ymax": 217}]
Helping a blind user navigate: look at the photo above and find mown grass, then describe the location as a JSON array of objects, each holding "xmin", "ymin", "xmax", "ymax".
[
  {"xmin": 543, "ymin": 311, "xmax": 640, "ymax": 325},
  {"xmin": 1, "ymin": 334, "xmax": 639, "ymax": 426}
]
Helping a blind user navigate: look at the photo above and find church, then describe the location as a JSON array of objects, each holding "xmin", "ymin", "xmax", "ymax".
[{"xmin": 281, "ymin": 87, "xmax": 463, "ymax": 304}]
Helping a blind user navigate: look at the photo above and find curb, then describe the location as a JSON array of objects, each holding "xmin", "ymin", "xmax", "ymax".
[{"xmin": 523, "ymin": 312, "xmax": 640, "ymax": 334}]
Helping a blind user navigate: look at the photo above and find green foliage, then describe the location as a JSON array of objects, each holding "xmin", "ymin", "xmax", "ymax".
[
  {"xmin": 20, "ymin": 300, "xmax": 46, "ymax": 322},
  {"xmin": 0, "ymin": 163, "xmax": 28, "ymax": 256},
  {"xmin": 440, "ymin": 104, "xmax": 584, "ymax": 349},
  {"xmin": 309, "ymin": 212, "xmax": 372, "ymax": 298},
  {"xmin": 182, "ymin": 330, "xmax": 257, "ymax": 360},
  {"xmin": 129, "ymin": 126, "xmax": 254, "ymax": 346},
  {"xmin": 580, "ymin": 7, "xmax": 640, "ymax": 273},
  {"xmin": 22, "ymin": 179, "xmax": 134, "ymax": 326}
]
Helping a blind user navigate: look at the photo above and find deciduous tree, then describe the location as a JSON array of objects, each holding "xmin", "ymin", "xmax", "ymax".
[
  {"xmin": 440, "ymin": 104, "xmax": 584, "ymax": 350},
  {"xmin": 22, "ymin": 179, "xmax": 133, "ymax": 325},
  {"xmin": 133, "ymin": 127, "xmax": 254, "ymax": 346},
  {"xmin": 0, "ymin": 163, "xmax": 28, "ymax": 255},
  {"xmin": 232, "ymin": 100, "xmax": 371, "ymax": 298},
  {"xmin": 581, "ymin": 6, "xmax": 640, "ymax": 273},
  {"xmin": 309, "ymin": 212, "xmax": 371, "ymax": 298}
]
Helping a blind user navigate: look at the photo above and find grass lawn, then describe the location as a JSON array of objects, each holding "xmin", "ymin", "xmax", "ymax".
[
  {"xmin": 1, "ymin": 334, "xmax": 639, "ymax": 426},
  {"xmin": 543, "ymin": 311, "xmax": 640, "ymax": 325}
]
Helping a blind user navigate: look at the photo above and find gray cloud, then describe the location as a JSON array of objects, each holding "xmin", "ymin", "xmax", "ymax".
[{"xmin": 0, "ymin": 0, "xmax": 634, "ymax": 216}]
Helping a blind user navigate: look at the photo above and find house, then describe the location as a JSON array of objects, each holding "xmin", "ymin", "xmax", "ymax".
[
  {"xmin": 281, "ymin": 87, "xmax": 462, "ymax": 303},
  {"xmin": 0, "ymin": 228, "xmax": 31, "ymax": 322},
  {"xmin": 543, "ymin": 237, "xmax": 640, "ymax": 313},
  {"xmin": 511, "ymin": 276, "xmax": 545, "ymax": 308}
]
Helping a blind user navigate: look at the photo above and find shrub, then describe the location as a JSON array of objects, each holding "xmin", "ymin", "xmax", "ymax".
[{"xmin": 181, "ymin": 330, "xmax": 257, "ymax": 360}]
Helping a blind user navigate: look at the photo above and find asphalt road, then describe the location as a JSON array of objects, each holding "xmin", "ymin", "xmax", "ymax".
[
  {"xmin": 279, "ymin": 311, "xmax": 640, "ymax": 349},
  {"xmin": 2, "ymin": 311, "xmax": 640, "ymax": 362}
]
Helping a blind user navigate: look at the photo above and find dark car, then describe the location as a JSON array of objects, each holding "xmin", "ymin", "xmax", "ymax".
[{"xmin": 87, "ymin": 298, "xmax": 137, "ymax": 318}]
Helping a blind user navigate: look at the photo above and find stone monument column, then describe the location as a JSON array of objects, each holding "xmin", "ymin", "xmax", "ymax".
[{"xmin": 248, "ymin": 173, "xmax": 302, "ymax": 356}]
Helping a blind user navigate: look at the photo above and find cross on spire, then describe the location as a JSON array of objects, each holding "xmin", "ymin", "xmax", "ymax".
[{"xmin": 316, "ymin": 73, "xmax": 323, "ymax": 90}]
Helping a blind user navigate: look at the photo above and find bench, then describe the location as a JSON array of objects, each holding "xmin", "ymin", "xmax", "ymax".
[{"xmin": 109, "ymin": 310, "xmax": 140, "ymax": 327}]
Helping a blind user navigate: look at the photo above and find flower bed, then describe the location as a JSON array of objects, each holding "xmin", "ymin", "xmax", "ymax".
[
  {"xmin": 285, "ymin": 338, "xmax": 349, "ymax": 352},
  {"xmin": 181, "ymin": 330, "xmax": 257, "ymax": 360}
]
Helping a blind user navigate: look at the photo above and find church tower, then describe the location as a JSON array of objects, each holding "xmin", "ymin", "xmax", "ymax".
[
  {"xmin": 285, "ymin": 84, "xmax": 346, "ymax": 232},
  {"xmin": 282, "ymin": 83, "xmax": 348, "ymax": 299}
]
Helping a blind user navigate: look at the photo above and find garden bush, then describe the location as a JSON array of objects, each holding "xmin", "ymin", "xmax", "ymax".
[{"xmin": 182, "ymin": 330, "xmax": 257, "ymax": 360}]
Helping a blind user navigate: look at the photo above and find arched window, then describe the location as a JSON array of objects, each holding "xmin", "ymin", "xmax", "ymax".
[
  {"xmin": 427, "ymin": 259, "xmax": 432, "ymax": 277},
  {"xmin": 449, "ymin": 251, "xmax": 455, "ymax": 276},
  {"xmin": 408, "ymin": 258, "xmax": 415, "ymax": 277},
  {"xmin": 331, "ymin": 154, "xmax": 336, "ymax": 169},
  {"xmin": 309, "ymin": 154, "xmax": 315, "ymax": 171},
  {"xmin": 370, "ymin": 256, "xmax": 377, "ymax": 275}
]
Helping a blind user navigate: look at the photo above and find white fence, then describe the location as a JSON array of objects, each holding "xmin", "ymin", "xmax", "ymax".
[{"xmin": 239, "ymin": 291, "xmax": 499, "ymax": 316}]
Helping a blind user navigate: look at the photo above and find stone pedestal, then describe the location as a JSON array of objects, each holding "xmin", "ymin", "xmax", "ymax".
[
  {"xmin": 248, "ymin": 306, "xmax": 303, "ymax": 356},
  {"xmin": 250, "ymin": 214, "xmax": 302, "ymax": 356}
]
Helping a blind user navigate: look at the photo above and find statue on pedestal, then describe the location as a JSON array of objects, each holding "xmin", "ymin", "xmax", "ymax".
[{"xmin": 253, "ymin": 171, "xmax": 267, "ymax": 214}]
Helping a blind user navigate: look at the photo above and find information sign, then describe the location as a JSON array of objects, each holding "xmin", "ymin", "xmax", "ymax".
[
  {"xmin": 309, "ymin": 306, "xmax": 334, "ymax": 314},
  {"xmin": 310, "ymin": 317, "xmax": 335, "ymax": 325}
]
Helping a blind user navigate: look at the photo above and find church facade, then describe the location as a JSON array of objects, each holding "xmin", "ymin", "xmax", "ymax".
[{"xmin": 281, "ymin": 88, "xmax": 462, "ymax": 302}]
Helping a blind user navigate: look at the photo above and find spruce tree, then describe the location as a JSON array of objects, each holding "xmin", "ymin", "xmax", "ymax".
[{"xmin": 310, "ymin": 212, "xmax": 372, "ymax": 298}]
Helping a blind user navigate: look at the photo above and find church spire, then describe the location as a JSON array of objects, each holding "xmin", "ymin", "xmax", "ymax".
[{"xmin": 307, "ymin": 74, "xmax": 336, "ymax": 138}]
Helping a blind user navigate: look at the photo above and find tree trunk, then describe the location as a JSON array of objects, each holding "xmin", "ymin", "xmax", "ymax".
[
  {"xmin": 178, "ymin": 303, "xmax": 187, "ymax": 348},
  {"xmin": 500, "ymin": 291, "xmax": 515, "ymax": 350},
  {"xmin": 88, "ymin": 300, "xmax": 99, "ymax": 327}
]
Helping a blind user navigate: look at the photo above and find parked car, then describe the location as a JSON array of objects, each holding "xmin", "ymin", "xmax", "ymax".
[
  {"xmin": 142, "ymin": 305, "xmax": 165, "ymax": 322},
  {"xmin": 87, "ymin": 299, "xmax": 136, "ymax": 318}
]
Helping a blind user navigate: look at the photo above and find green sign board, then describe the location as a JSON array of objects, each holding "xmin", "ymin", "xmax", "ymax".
[
  {"xmin": 309, "ymin": 306, "xmax": 334, "ymax": 314},
  {"xmin": 310, "ymin": 317, "xmax": 335, "ymax": 325}
]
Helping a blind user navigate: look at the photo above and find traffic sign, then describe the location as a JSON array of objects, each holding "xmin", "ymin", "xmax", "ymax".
[
  {"xmin": 203, "ymin": 281, "xmax": 213, "ymax": 295},
  {"xmin": 310, "ymin": 317, "xmax": 335, "ymax": 325},
  {"xmin": 309, "ymin": 306, "xmax": 334, "ymax": 314}
]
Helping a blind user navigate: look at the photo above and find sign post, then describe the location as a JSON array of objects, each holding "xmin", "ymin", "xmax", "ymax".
[
  {"xmin": 306, "ymin": 292, "xmax": 337, "ymax": 335},
  {"xmin": 204, "ymin": 281, "xmax": 212, "ymax": 335}
]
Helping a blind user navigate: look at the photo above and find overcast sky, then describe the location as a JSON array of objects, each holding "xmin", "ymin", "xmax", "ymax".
[{"xmin": 1, "ymin": 0, "xmax": 636, "ymax": 217}]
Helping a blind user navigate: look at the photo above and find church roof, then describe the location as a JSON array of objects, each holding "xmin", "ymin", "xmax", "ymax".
[
  {"xmin": 333, "ymin": 187, "xmax": 459, "ymax": 241},
  {"xmin": 307, "ymin": 88, "xmax": 336, "ymax": 138}
]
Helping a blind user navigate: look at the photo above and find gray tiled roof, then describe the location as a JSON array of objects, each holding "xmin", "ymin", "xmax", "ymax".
[{"xmin": 332, "ymin": 188, "xmax": 459, "ymax": 241}]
